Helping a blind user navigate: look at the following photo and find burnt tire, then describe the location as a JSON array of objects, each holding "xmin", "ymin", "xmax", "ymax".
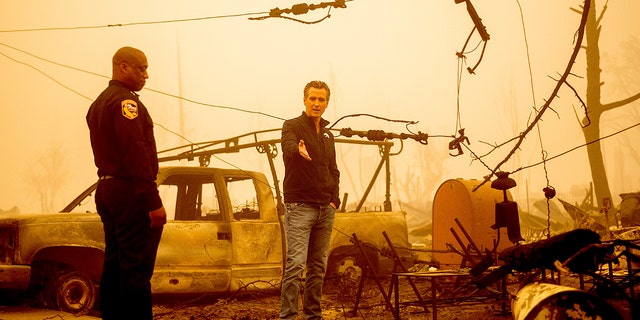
[
  {"xmin": 331, "ymin": 256, "xmax": 363, "ymax": 283},
  {"xmin": 48, "ymin": 271, "xmax": 96, "ymax": 314},
  {"xmin": 327, "ymin": 244, "xmax": 380, "ymax": 281}
]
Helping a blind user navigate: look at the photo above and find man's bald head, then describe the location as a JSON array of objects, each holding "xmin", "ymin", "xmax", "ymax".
[
  {"xmin": 112, "ymin": 46, "xmax": 148, "ymax": 92},
  {"xmin": 112, "ymin": 46, "xmax": 145, "ymax": 73}
]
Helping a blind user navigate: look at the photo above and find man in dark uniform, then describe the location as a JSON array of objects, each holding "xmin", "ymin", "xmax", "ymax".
[{"xmin": 86, "ymin": 46, "xmax": 166, "ymax": 320}]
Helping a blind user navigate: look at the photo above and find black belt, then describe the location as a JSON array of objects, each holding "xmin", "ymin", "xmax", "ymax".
[{"xmin": 99, "ymin": 175, "xmax": 115, "ymax": 180}]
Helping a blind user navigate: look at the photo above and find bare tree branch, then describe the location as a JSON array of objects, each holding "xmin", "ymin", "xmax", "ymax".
[
  {"xmin": 601, "ymin": 91, "xmax": 640, "ymax": 112},
  {"xmin": 471, "ymin": 0, "xmax": 591, "ymax": 192}
]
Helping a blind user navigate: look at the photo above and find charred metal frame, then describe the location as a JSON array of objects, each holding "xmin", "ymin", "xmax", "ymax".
[{"xmin": 157, "ymin": 128, "xmax": 398, "ymax": 213}]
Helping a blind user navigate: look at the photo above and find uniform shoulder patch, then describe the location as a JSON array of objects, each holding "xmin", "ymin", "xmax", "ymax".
[{"xmin": 121, "ymin": 99, "xmax": 138, "ymax": 119}]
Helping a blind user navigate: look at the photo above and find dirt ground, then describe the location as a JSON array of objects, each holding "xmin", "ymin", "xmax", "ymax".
[
  {"xmin": 146, "ymin": 270, "xmax": 637, "ymax": 320},
  {"xmin": 148, "ymin": 274, "xmax": 518, "ymax": 320},
  {"xmin": 4, "ymin": 268, "xmax": 633, "ymax": 319},
  {"xmin": 1, "ymin": 272, "xmax": 512, "ymax": 320}
]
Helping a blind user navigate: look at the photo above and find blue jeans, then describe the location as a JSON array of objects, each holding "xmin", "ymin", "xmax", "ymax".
[{"xmin": 280, "ymin": 203, "xmax": 336, "ymax": 320}]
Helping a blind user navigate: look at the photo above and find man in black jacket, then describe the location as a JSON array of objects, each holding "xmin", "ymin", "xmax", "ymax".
[
  {"xmin": 86, "ymin": 46, "xmax": 166, "ymax": 320},
  {"xmin": 279, "ymin": 80, "xmax": 340, "ymax": 320}
]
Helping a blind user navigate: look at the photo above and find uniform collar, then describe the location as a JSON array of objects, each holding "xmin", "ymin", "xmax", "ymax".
[{"xmin": 109, "ymin": 80, "xmax": 139, "ymax": 96}]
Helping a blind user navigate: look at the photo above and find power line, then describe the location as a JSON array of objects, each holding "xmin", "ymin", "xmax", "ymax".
[
  {"xmin": 0, "ymin": 0, "xmax": 354, "ymax": 33},
  {"xmin": 0, "ymin": 43, "xmax": 286, "ymax": 191},
  {"xmin": 2, "ymin": 41, "xmax": 638, "ymax": 181},
  {"xmin": 0, "ymin": 42, "xmax": 107, "ymax": 78},
  {"xmin": 512, "ymin": 121, "xmax": 640, "ymax": 174},
  {"xmin": 0, "ymin": 42, "xmax": 285, "ymax": 121},
  {"xmin": 0, "ymin": 11, "xmax": 268, "ymax": 33},
  {"xmin": 0, "ymin": 41, "xmax": 429, "ymax": 132},
  {"xmin": 0, "ymin": 48, "xmax": 93, "ymax": 100},
  {"xmin": 144, "ymin": 87, "xmax": 285, "ymax": 121}
]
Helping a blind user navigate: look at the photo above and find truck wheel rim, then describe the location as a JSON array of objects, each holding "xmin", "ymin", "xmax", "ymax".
[{"xmin": 55, "ymin": 272, "xmax": 95, "ymax": 314}]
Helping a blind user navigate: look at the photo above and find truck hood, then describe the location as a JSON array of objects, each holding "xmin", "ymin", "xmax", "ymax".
[{"xmin": 0, "ymin": 211, "xmax": 101, "ymax": 225}]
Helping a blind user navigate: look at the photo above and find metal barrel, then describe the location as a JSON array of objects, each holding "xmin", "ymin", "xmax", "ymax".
[
  {"xmin": 512, "ymin": 282, "xmax": 624, "ymax": 320},
  {"xmin": 432, "ymin": 178, "xmax": 511, "ymax": 267}
]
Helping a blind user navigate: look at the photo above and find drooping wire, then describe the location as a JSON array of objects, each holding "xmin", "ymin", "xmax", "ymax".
[
  {"xmin": 0, "ymin": 12, "xmax": 269, "ymax": 33},
  {"xmin": 511, "ymin": 121, "xmax": 640, "ymax": 174},
  {"xmin": 515, "ymin": 0, "xmax": 554, "ymax": 238},
  {"xmin": 0, "ymin": 42, "xmax": 435, "ymax": 151},
  {"xmin": 144, "ymin": 87, "xmax": 286, "ymax": 121},
  {"xmin": 328, "ymin": 113, "xmax": 417, "ymax": 131},
  {"xmin": 0, "ymin": 46, "xmax": 208, "ymax": 148},
  {"xmin": 455, "ymin": 52, "xmax": 466, "ymax": 135},
  {"xmin": 453, "ymin": 31, "xmax": 483, "ymax": 138},
  {"xmin": 1, "ymin": 43, "xmax": 290, "ymax": 193},
  {"xmin": 451, "ymin": 38, "xmax": 483, "ymax": 157},
  {"xmin": 268, "ymin": 11, "xmax": 333, "ymax": 24},
  {"xmin": 0, "ymin": 42, "xmax": 286, "ymax": 123},
  {"xmin": 0, "ymin": 49, "xmax": 93, "ymax": 101}
]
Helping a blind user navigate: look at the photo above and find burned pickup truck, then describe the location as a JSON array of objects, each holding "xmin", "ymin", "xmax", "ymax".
[{"xmin": 0, "ymin": 129, "xmax": 416, "ymax": 314}]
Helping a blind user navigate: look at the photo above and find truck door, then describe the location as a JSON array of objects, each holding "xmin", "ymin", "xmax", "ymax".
[
  {"xmin": 152, "ymin": 172, "xmax": 233, "ymax": 294},
  {"xmin": 224, "ymin": 174, "xmax": 283, "ymax": 291}
]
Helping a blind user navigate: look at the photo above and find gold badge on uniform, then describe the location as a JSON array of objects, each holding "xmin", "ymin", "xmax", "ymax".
[{"xmin": 121, "ymin": 99, "xmax": 138, "ymax": 119}]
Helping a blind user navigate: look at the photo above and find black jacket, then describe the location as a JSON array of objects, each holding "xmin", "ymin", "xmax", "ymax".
[
  {"xmin": 86, "ymin": 80, "xmax": 162, "ymax": 212},
  {"xmin": 281, "ymin": 112, "xmax": 340, "ymax": 208}
]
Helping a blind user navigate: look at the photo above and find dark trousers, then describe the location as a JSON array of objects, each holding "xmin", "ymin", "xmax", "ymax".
[{"xmin": 96, "ymin": 178, "xmax": 163, "ymax": 320}]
